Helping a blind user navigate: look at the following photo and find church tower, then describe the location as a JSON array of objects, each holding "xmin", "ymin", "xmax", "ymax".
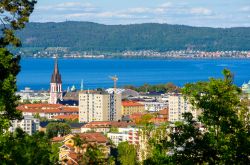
[{"xmin": 49, "ymin": 58, "xmax": 63, "ymax": 104}]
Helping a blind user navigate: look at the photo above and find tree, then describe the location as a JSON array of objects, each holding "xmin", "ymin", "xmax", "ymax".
[
  {"xmin": 46, "ymin": 122, "xmax": 71, "ymax": 138},
  {"xmin": 117, "ymin": 142, "xmax": 138, "ymax": 165},
  {"xmin": 144, "ymin": 69, "xmax": 250, "ymax": 164},
  {"xmin": 179, "ymin": 69, "xmax": 250, "ymax": 164},
  {"xmin": 50, "ymin": 142, "xmax": 62, "ymax": 165},
  {"xmin": 0, "ymin": 48, "xmax": 22, "ymax": 132},
  {"xmin": 82, "ymin": 143, "xmax": 107, "ymax": 165},
  {"xmin": 0, "ymin": 0, "xmax": 37, "ymax": 47},
  {"xmin": 0, "ymin": 128, "xmax": 52, "ymax": 164},
  {"xmin": 0, "ymin": 0, "xmax": 36, "ymax": 132}
]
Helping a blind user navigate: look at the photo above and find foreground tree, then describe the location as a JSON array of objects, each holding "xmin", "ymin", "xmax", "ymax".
[
  {"xmin": 0, "ymin": 0, "xmax": 36, "ymax": 47},
  {"xmin": 0, "ymin": 0, "xmax": 36, "ymax": 132},
  {"xmin": 0, "ymin": 128, "xmax": 52, "ymax": 164},
  {"xmin": 144, "ymin": 69, "xmax": 250, "ymax": 164},
  {"xmin": 171, "ymin": 69, "xmax": 250, "ymax": 164},
  {"xmin": 118, "ymin": 141, "xmax": 138, "ymax": 165}
]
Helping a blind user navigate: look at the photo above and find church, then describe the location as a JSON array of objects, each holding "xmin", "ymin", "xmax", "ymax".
[{"xmin": 49, "ymin": 58, "xmax": 63, "ymax": 104}]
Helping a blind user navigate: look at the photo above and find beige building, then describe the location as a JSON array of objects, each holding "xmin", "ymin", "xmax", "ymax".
[
  {"xmin": 79, "ymin": 90, "xmax": 121, "ymax": 122},
  {"xmin": 168, "ymin": 94, "xmax": 198, "ymax": 122},
  {"xmin": 122, "ymin": 101, "xmax": 145, "ymax": 115}
]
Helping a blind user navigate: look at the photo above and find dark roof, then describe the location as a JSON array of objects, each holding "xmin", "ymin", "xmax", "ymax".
[
  {"xmin": 69, "ymin": 123, "xmax": 86, "ymax": 128},
  {"xmin": 51, "ymin": 58, "xmax": 62, "ymax": 83},
  {"xmin": 40, "ymin": 121, "xmax": 50, "ymax": 128},
  {"xmin": 58, "ymin": 100, "xmax": 79, "ymax": 106}
]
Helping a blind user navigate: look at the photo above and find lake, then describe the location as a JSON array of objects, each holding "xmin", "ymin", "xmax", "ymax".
[{"xmin": 17, "ymin": 58, "xmax": 250, "ymax": 90}]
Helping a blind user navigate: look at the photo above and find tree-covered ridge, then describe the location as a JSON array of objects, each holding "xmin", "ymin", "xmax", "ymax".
[{"xmin": 16, "ymin": 21, "xmax": 250, "ymax": 52}]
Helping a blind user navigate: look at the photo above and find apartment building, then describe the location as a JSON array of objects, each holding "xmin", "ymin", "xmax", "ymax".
[
  {"xmin": 9, "ymin": 116, "xmax": 40, "ymax": 135},
  {"xmin": 122, "ymin": 101, "xmax": 145, "ymax": 116},
  {"xmin": 79, "ymin": 90, "xmax": 121, "ymax": 122},
  {"xmin": 168, "ymin": 94, "xmax": 198, "ymax": 122}
]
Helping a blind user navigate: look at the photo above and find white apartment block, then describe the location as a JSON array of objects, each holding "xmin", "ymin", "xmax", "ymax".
[
  {"xmin": 107, "ymin": 127, "xmax": 140, "ymax": 146},
  {"xmin": 79, "ymin": 91, "xmax": 121, "ymax": 122},
  {"xmin": 9, "ymin": 116, "xmax": 40, "ymax": 135},
  {"xmin": 139, "ymin": 101, "xmax": 168, "ymax": 112},
  {"xmin": 168, "ymin": 94, "xmax": 198, "ymax": 122}
]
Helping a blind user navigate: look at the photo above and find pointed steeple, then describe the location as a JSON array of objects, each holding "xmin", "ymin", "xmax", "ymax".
[{"xmin": 51, "ymin": 57, "xmax": 62, "ymax": 83}]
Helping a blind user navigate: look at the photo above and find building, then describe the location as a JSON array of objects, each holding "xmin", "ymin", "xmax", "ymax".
[
  {"xmin": 106, "ymin": 88, "xmax": 139, "ymax": 99},
  {"xmin": 107, "ymin": 127, "xmax": 140, "ymax": 146},
  {"xmin": 79, "ymin": 90, "xmax": 121, "ymax": 122},
  {"xmin": 122, "ymin": 101, "xmax": 145, "ymax": 116},
  {"xmin": 49, "ymin": 58, "xmax": 63, "ymax": 104},
  {"xmin": 139, "ymin": 101, "xmax": 168, "ymax": 112},
  {"xmin": 9, "ymin": 116, "xmax": 40, "ymax": 135},
  {"xmin": 16, "ymin": 87, "xmax": 50, "ymax": 103},
  {"xmin": 52, "ymin": 133, "xmax": 110, "ymax": 164},
  {"xmin": 81, "ymin": 121, "xmax": 135, "ymax": 134},
  {"xmin": 168, "ymin": 94, "xmax": 198, "ymax": 122},
  {"xmin": 17, "ymin": 103, "xmax": 79, "ymax": 119},
  {"xmin": 242, "ymin": 81, "xmax": 250, "ymax": 99}
]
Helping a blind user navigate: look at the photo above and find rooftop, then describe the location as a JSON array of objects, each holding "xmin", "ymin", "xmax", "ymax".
[{"xmin": 122, "ymin": 101, "xmax": 144, "ymax": 107}]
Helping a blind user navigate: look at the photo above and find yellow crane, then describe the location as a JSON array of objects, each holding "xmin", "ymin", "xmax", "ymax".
[{"xmin": 109, "ymin": 75, "xmax": 118, "ymax": 93}]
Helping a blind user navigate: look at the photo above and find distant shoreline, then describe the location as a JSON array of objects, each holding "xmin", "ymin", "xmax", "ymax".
[{"xmin": 20, "ymin": 56, "xmax": 250, "ymax": 60}]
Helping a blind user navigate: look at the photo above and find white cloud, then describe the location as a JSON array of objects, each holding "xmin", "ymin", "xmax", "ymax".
[
  {"xmin": 240, "ymin": 6, "xmax": 250, "ymax": 12},
  {"xmin": 126, "ymin": 7, "xmax": 151, "ymax": 14},
  {"xmin": 190, "ymin": 7, "xmax": 212, "ymax": 15},
  {"xmin": 36, "ymin": 2, "xmax": 96, "ymax": 12}
]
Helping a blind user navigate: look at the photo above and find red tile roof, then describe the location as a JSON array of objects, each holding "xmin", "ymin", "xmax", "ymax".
[
  {"xmin": 53, "ymin": 115, "xmax": 78, "ymax": 120},
  {"xmin": 122, "ymin": 101, "xmax": 144, "ymax": 107},
  {"xmin": 17, "ymin": 104, "xmax": 78, "ymax": 114},
  {"xmin": 77, "ymin": 132, "xmax": 108, "ymax": 143}
]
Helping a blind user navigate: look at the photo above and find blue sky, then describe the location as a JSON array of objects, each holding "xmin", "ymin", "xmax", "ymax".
[{"xmin": 30, "ymin": 0, "xmax": 250, "ymax": 27}]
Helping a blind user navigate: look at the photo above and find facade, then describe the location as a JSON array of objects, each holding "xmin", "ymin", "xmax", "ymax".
[
  {"xmin": 9, "ymin": 116, "xmax": 40, "ymax": 135},
  {"xmin": 79, "ymin": 90, "xmax": 121, "ymax": 122},
  {"xmin": 107, "ymin": 127, "xmax": 140, "ymax": 146},
  {"xmin": 139, "ymin": 101, "xmax": 168, "ymax": 112},
  {"xmin": 80, "ymin": 121, "xmax": 136, "ymax": 134},
  {"xmin": 168, "ymin": 94, "xmax": 198, "ymax": 122},
  {"xmin": 122, "ymin": 101, "xmax": 145, "ymax": 116},
  {"xmin": 52, "ymin": 133, "xmax": 110, "ymax": 164},
  {"xmin": 16, "ymin": 87, "xmax": 50, "ymax": 103},
  {"xmin": 49, "ymin": 58, "xmax": 63, "ymax": 104}
]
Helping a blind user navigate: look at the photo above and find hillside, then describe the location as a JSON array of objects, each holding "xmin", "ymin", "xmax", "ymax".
[{"xmin": 16, "ymin": 21, "xmax": 250, "ymax": 52}]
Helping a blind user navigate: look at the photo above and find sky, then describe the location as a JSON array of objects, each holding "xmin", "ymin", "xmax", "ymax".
[{"xmin": 30, "ymin": 0, "xmax": 250, "ymax": 27}]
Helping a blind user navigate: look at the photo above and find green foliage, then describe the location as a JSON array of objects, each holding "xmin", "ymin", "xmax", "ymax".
[
  {"xmin": 82, "ymin": 143, "xmax": 107, "ymax": 165},
  {"xmin": 14, "ymin": 22, "xmax": 250, "ymax": 52},
  {"xmin": 0, "ymin": 48, "xmax": 22, "ymax": 133},
  {"xmin": 50, "ymin": 142, "xmax": 62, "ymax": 164},
  {"xmin": 109, "ymin": 126, "xmax": 119, "ymax": 133},
  {"xmin": 180, "ymin": 69, "xmax": 250, "ymax": 164},
  {"xmin": 124, "ymin": 82, "xmax": 180, "ymax": 93},
  {"xmin": 0, "ymin": 0, "xmax": 37, "ymax": 47},
  {"xmin": 46, "ymin": 122, "xmax": 71, "ymax": 138},
  {"xmin": 144, "ymin": 69, "xmax": 250, "ymax": 164},
  {"xmin": 0, "ymin": 128, "xmax": 52, "ymax": 164},
  {"xmin": 118, "ymin": 141, "xmax": 138, "ymax": 165}
]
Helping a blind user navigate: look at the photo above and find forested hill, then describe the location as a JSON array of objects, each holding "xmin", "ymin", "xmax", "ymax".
[{"xmin": 17, "ymin": 21, "xmax": 250, "ymax": 51}]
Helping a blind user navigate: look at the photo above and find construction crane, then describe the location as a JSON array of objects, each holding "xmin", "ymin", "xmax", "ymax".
[{"xmin": 109, "ymin": 75, "xmax": 118, "ymax": 93}]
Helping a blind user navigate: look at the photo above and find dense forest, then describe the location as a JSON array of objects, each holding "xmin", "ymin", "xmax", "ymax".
[{"xmin": 16, "ymin": 21, "xmax": 250, "ymax": 52}]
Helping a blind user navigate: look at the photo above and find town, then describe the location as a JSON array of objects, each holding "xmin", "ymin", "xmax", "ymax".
[
  {"xmin": 19, "ymin": 48, "xmax": 250, "ymax": 59},
  {"xmin": 11, "ymin": 58, "xmax": 250, "ymax": 164}
]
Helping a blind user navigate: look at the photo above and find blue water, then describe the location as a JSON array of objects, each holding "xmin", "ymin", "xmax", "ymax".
[{"xmin": 17, "ymin": 58, "xmax": 250, "ymax": 90}]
